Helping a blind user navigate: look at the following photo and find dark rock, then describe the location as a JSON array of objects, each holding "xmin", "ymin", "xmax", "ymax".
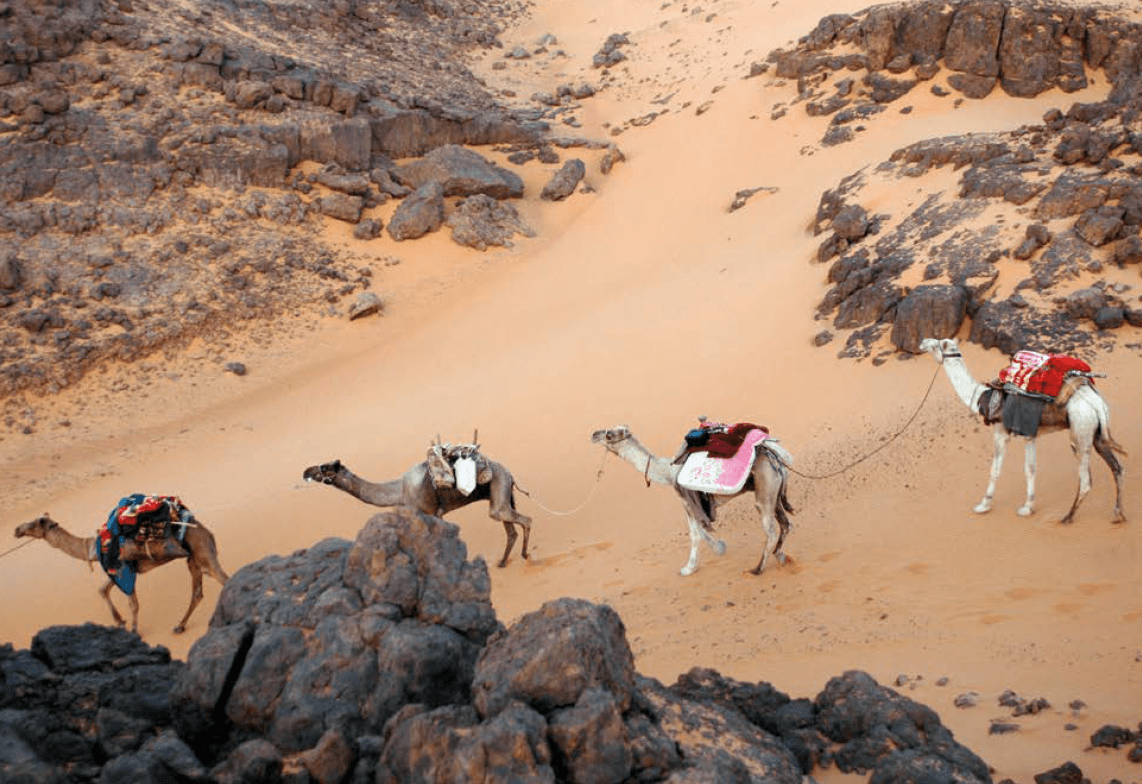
[
  {"xmin": 298, "ymin": 728, "xmax": 353, "ymax": 784},
  {"xmin": 947, "ymin": 73, "xmax": 997, "ymax": 98},
  {"xmin": 890, "ymin": 284, "xmax": 968, "ymax": 353},
  {"xmin": 316, "ymin": 193, "xmax": 364, "ymax": 223},
  {"xmin": 1062, "ymin": 286, "xmax": 1108, "ymax": 320},
  {"xmin": 548, "ymin": 688, "xmax": 632, "ymax": 784},
  {"xmin": 472, "ymin": 598, "xmax": 635, "ymax": 719},
  {"xmin": 815, "ymin": 670, "xmax": 990, "ymax": 780},
  {"xmin": 1093, "ymin": 306, "xmax": 1125, "ymax": 330},
  {"xmin": 225, "ymin": 362, "xmax": 247, "ymax": 376},
  {"xmin": 1089, "ymin": 724, "xmax": 1137, "ymax": 748},
  {"xmin": 210, "ymin": 738, "xmax": 282, "ymax": 784},
  {"xmin": 1033, "ymin": 760, "xmax": 1085, "ymax": 784},
  {"xmin": 446, "ymin": 194, "xmax": 535, "ymax": 250},
  {"xmin": 392, "ymin": 145, "xmax": 524, "ymax": 200},
  {"xmin": 352, "ymin": 218, "xmax": 383, "ymax": 240},
  {"xmin": 378, "ymin": 703, "xmax": 556, "ymax": 784},
  {"xmin": 541, "ymin": 158, "xmax": 586, "ymax": 201},
  {"xmin": 347, "ymin": 291, "xmax": 383, "ymax": 320},
  {"xmin": 831, "ymin": 204, "xmax": 870, "ymax": 240},
  {"xmin": 387, "ymin": 182, "xmax": 445, "ymax": 241},
  {"xmin": 1113, "ymin": 234, "xmax": 1142, "ymax": 266},
  {"xmin": 1014, "ymin": 223, "xmax": 1051, "ymax": 260},
  {"xmin": 1074, "ymin": 205, "xmax": 1125, "ymax": 246}
]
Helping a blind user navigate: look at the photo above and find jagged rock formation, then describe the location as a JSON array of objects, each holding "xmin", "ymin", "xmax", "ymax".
[
  {"xmin": 765, "ymin": 0, "xmax": 1142, "ymax": 358},
  {"xmin": 2, "ymin": 507, "xmax": 1010, "ymax": 783},
  {"xmin": 0, "ymin": 0, "xmax": 556, "ymax": 400}
]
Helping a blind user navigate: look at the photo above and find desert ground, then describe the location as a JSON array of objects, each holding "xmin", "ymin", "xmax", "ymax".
[{"xmin": 3, "ymin": 0, "xmax": 1141, "ymax": 781}]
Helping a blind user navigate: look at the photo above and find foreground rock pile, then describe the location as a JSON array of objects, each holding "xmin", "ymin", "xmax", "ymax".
[
  {"xmin": 767, "ymin": 0, "xmax": 1142, "ymax": 358},
  {"xmin": 1, "ymin": 507, "xmax": 1124, "ymax": 783}
]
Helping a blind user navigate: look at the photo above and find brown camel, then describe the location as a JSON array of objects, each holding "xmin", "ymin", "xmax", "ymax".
[
  {"xmin": 14, "ymin": 513, "xmax": 229, "ymax": 634},
  {"xmin": 302, "ymin": 455, "xmax": 533, "ymax": 567}
]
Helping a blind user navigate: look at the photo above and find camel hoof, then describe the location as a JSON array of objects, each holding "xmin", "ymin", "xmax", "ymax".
[
  {"xmin": 1017, "ymin": 505, "xmax": 1034, "ymax": 517},
  {"xmin": 680, "ymin": 564, "xmax": 697, "ymax": 576},
  {"xmin": 776, "ymin": 552, "xmax": 787, "ymax": 566},
  {"xmin": 173, "ymin": 625, "xmax": 186, "ymax": 635},
  {"xmin": 972, "ymin": 502, "xmax": 992, "ymax": 514},
  {"xmin": 714, "ymin": 540, "xmax": 727, "ymax": 556}
]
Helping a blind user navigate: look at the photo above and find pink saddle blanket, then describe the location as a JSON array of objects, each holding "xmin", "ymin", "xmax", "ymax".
[
  {"xmin": 998, "ymin": 351, "xmax": 1091, "ymax": 397},
  {"xmin": 677, "ymin": 427, "xmax": 770, "ymax": 494}
]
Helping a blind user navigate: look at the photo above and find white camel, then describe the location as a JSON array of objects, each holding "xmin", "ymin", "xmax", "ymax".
[
  {"xmin": 920, "ymin": 337, "xmax": 1125, "ymax": 523},
  {"xmin": 590, "ymin": 425, "xmax": 794, "ymax": 575}
]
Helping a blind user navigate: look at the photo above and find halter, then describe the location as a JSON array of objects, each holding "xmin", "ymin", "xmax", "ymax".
[{"xmin": 940, "ymin": 349, "xmax": 961, "ymax": 361}]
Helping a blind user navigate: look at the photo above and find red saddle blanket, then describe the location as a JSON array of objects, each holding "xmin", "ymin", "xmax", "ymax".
[
  {"xmin": 702, "ymin": 422, "xmax": 769, "ymax": 459},
  {"xmin": 998, "ymin": 351, "xmax": 1091, "ymax": 397}
]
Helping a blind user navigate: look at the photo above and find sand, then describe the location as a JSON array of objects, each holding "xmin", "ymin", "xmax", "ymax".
[{"xmin": 2, "ymin": 1, "xmax": 1140, "ymax": 781}]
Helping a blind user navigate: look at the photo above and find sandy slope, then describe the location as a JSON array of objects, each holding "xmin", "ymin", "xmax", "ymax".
[{"xmin": 2, "ymin": 0, "xmax": 1141, "ymax": 781}]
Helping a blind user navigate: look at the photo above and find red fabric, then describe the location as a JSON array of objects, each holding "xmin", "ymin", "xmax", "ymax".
[
  {"xmin": 998, "ymin": 351, "xmax": 1091, "ymax": 397},
  {"xmin": 703, "ymin": 422, "xmax": 769, "ymax": 459}
]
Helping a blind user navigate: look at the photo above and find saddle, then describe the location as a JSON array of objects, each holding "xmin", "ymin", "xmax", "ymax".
[
  {"xmin": 426, "ymin": 442, "xmax": 493, "ymax": 496},
  {"xmin": 97, "ymin": 494, "xmax": 192, "ymax": 594},
  {"xmin": 979, "ymin": 351, "xmax": 1096, "ymax": 437},
  {"xmin": 675, "ymin": 420, "xmax": 771, "ymax": 494}
]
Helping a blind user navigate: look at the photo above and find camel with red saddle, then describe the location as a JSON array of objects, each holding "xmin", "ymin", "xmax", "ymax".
[
  {"xmin": 591, "ymin": 421, "xmax": 794, "ymax": 576},
  {"xmin": 920, "ymin": 337, "xmax": 1125, "ymax": 523}
]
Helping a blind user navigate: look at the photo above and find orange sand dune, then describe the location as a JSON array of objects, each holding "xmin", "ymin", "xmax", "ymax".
[{"xmin": 3, "ymin": 1, "xmax": 1140, "ymax": 781}]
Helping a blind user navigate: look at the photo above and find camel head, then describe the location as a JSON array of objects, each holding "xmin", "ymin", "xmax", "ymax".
[
  {"xmin": 919, "ymin": 337, "xmax": 961, "ymax": 363},
  {"xmin": 591, "ymin": 426, "xmax": 632, "ymax": 452},
  {"xmin": 15, "ymin": 515, "xmax": 57, "ymax": 539},
  {"xmin": 302, "ymin": 459, "xmax": 345, "ymax": 485}
]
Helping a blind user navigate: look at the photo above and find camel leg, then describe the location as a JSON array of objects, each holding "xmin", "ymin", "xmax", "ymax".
[
  {"xmin": 174, "ymin": 559, "xmax": 205, "ymax": 634},
  {"xmin": 496, "ymin": 520, "xmax": 519, "ymax": 568},
  {"xmin": 975, "ymin": 425, "xmax": 1007, "ymax": 514},
  {"xmin": 1060, "ymin": 440, "xmax": 1094, "ymax": 525},
  {"xmin": 1093, "ymin": 434, "xmax": 1126, "ymax": 524},
  {"xmin": 681, "ymin": 512, "xmax": 704, "ymax": 576},
  {"xmin": 750, "ymin": 502, "xmax": 781, "ymax": 576},
  {"xmin": 100, "ymin": 580, "xmax": 127, "ymax": 629},
  {"xmin": 1017, "ymin": 438, "xmax": 1037, "ymax": 517}
]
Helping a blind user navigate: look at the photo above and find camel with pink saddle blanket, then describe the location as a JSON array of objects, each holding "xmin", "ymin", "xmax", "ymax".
[{"xmin": 591, "ymin": 420, "xmax": 794, "ymax": 576}]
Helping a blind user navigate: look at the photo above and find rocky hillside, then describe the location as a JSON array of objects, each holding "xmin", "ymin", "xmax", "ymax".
[
  {"xmin": 0, "ymin": 0, "xmax": 574, "ymax": 401},
  {"xmin": 766, "ymin": 0, "xmax": 1142, "ymax": 360},
  {"xmin": 10, "ymin": 508, "xmax": 1137, "ymax": 784}
]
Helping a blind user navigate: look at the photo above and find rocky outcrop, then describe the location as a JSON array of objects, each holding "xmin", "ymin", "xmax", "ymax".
[
  {"xmin": 0, "ymin": 0, "xmax": 555, "ymax": 402},
  {"xmin": 790, "ymin": 1, "xmax": 1142, "ymax": 359},
  {"xmin": 2, "ymin": 507, "xmax": 1019, "ymax": 784}
]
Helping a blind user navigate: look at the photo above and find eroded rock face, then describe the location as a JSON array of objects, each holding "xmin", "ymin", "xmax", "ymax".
[
  {"xmin": 0, "ymin": 0, "xmax": 545, "ymax": 401},
  {"xmin": 770, "ymin": 0, "xmax": 1142, "ymax": 359}
]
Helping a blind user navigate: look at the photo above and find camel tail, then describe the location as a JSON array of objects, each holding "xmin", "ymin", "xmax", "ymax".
[
  {"xmin": 761, "ymin": 439, "xmax": 793, "ymax": 467},
  {"xmin": 1083, "ymin": 385, "xmax": 1128, "ymax": 456}
]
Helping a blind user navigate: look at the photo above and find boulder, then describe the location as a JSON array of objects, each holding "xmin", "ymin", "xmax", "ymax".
[
  {"xmin": 890, "ymin": 284, "xmax": 969, "ymax": 353},
  {"xmin": 387, "ymin": 182, "xmax": 445, "ymax": 241},
  {"xmin": 541, "ymin": 158, "xmax": 586, "ymax": 201},
  {"xmin": 392, "ymin": 145, "xmax": 524, "ymax": 199}
]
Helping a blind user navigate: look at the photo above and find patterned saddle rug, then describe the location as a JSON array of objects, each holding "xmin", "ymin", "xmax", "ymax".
[
  {"xmin": 676, "ymin": 422, "xmax": 771, "ymax": 494},
  {"xmin": 96, "ymin": 494, "xmax": 191, "ymax": 595},
  {"xmin": 998, "ymin": 351, "xmax": 1092, "ymax": 398}
]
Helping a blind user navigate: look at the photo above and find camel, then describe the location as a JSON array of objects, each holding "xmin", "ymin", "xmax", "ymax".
[
  {"xmin": 590, "ymin": 425, "xmax": 795, "ymax": 576},
  {"xmin": 14, "ymin": 512, "xmax": 229, "ymax": 634},
  {"xmin": 920, "ymin": 337, "xmax": 1126, "ymax": 523},
  {"xmin": 302, "ymin": 456, "xmax": 532, "ymax": 567}
]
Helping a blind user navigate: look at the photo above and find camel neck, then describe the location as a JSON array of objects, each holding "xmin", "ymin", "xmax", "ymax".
[
  {"xmin": 611, "ymin": 437, "xmax": 676, "ymax": 486},
  {"xmin": 941, "ymin": 355, "xmax": 985, "ymax": 410},
  {"xmin": 44, "ymin": 522, "xmax": 97, "ymax": 563}
]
